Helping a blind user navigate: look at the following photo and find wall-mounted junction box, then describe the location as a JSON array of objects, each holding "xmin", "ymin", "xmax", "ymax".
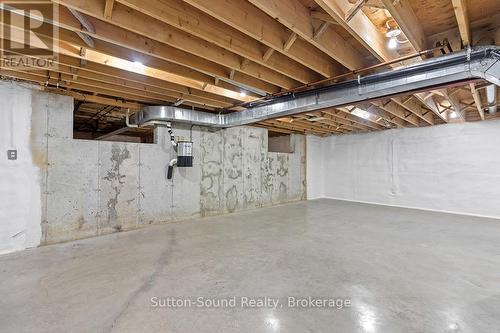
[{"xmin": 7, "ymin": 150, "xmax": 17, "ymax": 160}]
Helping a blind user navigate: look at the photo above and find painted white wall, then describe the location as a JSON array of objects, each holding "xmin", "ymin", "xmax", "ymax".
[
  {"xmin": 307, "ymin": 121, "xmax": 500, "ymax": 218},
  {"xmin": 0, "ymin": 82, "xmax": 42, "ymax": 254},
  {"xmin": 306, "ymin": 135, "xmax": 325, "ymax": 199}
]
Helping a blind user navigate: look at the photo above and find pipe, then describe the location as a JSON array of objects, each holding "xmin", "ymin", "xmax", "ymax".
[
  {"xmin": 125, "ymin": 109, "xmax": 138, "ymax": 128},
  {"xmin": 167, "ymin": 158, "xmax": 177, "ymax": 180},
  {"xmin": 486, "ymin": 84, "xmax": 497, "ymax": 114},
  {"xmin": 128, "ymin": 46, "xmax": 500, "ymax": 128}
]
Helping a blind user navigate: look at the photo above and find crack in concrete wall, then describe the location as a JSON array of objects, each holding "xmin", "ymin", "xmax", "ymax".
[{"xmin": 103, "ymin": 144, "xmax": 131, "ymax": 226}]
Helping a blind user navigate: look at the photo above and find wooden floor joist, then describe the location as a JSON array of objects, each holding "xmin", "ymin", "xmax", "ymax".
[{"xmin": 0, "ymin": 0, "xmax": 496, "ymax": 137}]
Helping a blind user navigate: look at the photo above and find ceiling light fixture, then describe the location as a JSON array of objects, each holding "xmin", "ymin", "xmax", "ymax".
[
  {"xmin": 450, "ymin": 111, "xmax": 458, "ymax": 119},
  {"xmin": 385, "ymin": 19, "xmax": 401, "ymax": 38},
  {"xmin": 385, "ymin": 19, "xmax": 405, "ymax": 49},
  {"xmin": 239, "ymin": 91, "xmax": 247, "ymax": 97},
  {"xmin": 385, "ymin": 27, "xmax": 401, "ymax": 38},
  {"xmin": 388, "ymin": 37, "xmax": 398, "ymax": 49}
]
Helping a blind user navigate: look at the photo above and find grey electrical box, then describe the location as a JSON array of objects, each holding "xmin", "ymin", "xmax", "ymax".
[{"xmin": 7, "ymin": 150, "xmax": 17, "ymax": 160}]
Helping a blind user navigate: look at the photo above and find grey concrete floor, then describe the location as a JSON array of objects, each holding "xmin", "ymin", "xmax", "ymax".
[{"xmin": 1, "ymin": 199, "xmax": 500, "ymax": 333}]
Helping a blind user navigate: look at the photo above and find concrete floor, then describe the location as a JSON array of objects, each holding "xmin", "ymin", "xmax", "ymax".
[{"xmin": 1, "ymin": 199, "xmax": 500, "ymax": 333}]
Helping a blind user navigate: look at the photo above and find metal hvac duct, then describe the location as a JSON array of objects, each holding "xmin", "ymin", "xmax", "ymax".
[
  {"xmin": 486, "ymin": 84, "xmax": 497, "ymax": 114},
  {"xmin": 128, "ymin": 46, "xmax": 500, "ymax": 128}
]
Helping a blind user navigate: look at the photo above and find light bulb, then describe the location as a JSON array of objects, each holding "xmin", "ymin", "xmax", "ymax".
[{"xmin": 388, "ymin": 37, "xmax": 397, "ymax": 49}]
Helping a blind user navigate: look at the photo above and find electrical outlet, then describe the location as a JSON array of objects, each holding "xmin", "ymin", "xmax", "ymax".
[{"xmin": 7, "ymin": 150, "xmax": 17, "ymax": 160}]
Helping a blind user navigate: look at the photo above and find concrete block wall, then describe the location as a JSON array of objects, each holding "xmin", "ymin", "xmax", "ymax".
[{"xmin": 0, "ymin": 81, "xmax": 306, "ymax": 253}]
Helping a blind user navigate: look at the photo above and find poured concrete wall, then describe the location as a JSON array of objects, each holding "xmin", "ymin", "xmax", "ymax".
[
  {"xmin": 0, "ymin": 82, "xmax": 306, "ymax": 253},
  {"xmin": 307, "ymin": 121, "xmax": 500, "ymax": 219}
]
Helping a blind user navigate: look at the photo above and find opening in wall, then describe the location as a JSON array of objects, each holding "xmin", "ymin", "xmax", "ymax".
[
  {"xmin": 72, "ymin": 101, "xmax": 154, "ymax": 143},
  {"xmin": 268, "ymin": 131, "xmax": 294, "ymax": 153}
]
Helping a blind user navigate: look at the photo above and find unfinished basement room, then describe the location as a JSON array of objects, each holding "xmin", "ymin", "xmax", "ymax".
[{"xmin": 1, "ymin": 0, "xmax": 500, "ymax": 332}]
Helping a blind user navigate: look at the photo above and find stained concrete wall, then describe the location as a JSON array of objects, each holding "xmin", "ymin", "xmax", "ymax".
[
  {"xmin": 0, "ymin": 82, "xmax": 306, "ymax": 253},
  {"xmin": 307, "ymin": 120, "xmax": 500, "ymax": 219}
]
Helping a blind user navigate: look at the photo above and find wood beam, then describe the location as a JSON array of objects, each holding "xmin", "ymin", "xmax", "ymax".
[
  {"xmin": 440, "ymin": 88, "xmax": 466, "ymax": 122},
  {"xmin": 345, "ymin": 0, "xmax": 368, "ymax": 22},
  {"xmin": 322, "ymin": 108, "xmax": 374, "ymax": 131},
  {"xmin": 0, "ymin": 11, "xmax": 272, "ymax": 99},
  {"xmin": 264, "ymin": 120, "xmax": 334, "ymax": 135},
  {"xmin": 2, "ymin": 41, "xmax": 237, "ymax": 109},
  {"xmin": 1, "ymin": 69, "xmax": 170, "ymax": 106},
  {"xmin": 56, "ymin": 52, "xmax": 240, "ymax": 105},
  {"xmin": 46, "ymin": 62, "xmax": 231, "ymax": 107},
  {"xmin": 283, "ymin": 33, "xmax": 298, "ymax": 52},
  {"xmin": 56, "ymin": 89, "xmax": 141, "ymax": 109},
  {"xmin": 262, "ymin": 48, "xmax": 275, "ymax": 62},
  {"xmin": 46, "ymin": 72, "xmax": 191, "ymax": 106},
  {"xmin": 254, "ymin": 123, "xmax": 300, "ymax": 134},
  {"xmin": 104, "ymin": 0, "xmax": 115, "ymax": 20},
  {"xmin": 451, "ymin": 0, "xmax": 471, "ymax": 47},
  {"xmin": 247, "ymin": 0, "xmax": 367, "ymax": 69},
  {"xmin": 313, "ymin": 22, "xmax": 330, "ymax": 40},
  {"xmin": 2, "ymin": 48, "xmax": 242, "ymax": 110},
  {"xmin": 469, "ymin": 83, "xmax": 485, "ymax": 120},
  {"xmin": 391, "ymin": 96, "xmax": 434, "ymax": 125},
  {"xmin": 329, "ymin": 108, "xmax": 385, "ymax": 130},
  {"xmin": 296, "ymin": 113, "xmax": 361, "ymax": 132},
  {"xmin": 320, "ymin": 112, "xmax": 372, "ymax": 131},
  {"xmin": 53, "ymin": 0, "xmax": 305, "ymax": 89},
  {"xmin": 270, "ymin": 119, "xmax": 334, "ymax": 134},
  {"xmin": 365, "ymin": 104, "xmax": 407, "ymax": 128},
  {"xmin": 310, "ymin": 10, "xmax": 340, "ymax": 25},
  {"xmin": 1, "ymin": 11, "xmax": 275, "ymax": 102},
  {"xmin": 96, "ymin": 126, "xmax": 130, "ymax": 140},
  {"xmin": 101, "ymin": 0, "xmax": 317, "ymax": 84},
  {"xmin": 183, "ymin": 0, "xmax": 341, "ymax": 78},
  {"xmin": 313, "ymin": 0, "xmax": 399, "ymax": 62},
  {"xmin": 293, "ymin": 118, "xmax": 348, "ymax": 134},
  {"xmin": 2, "ymin": 49, "xmax": 246, "ymax": 111},
  {"xmin": 371, "ymin": 100, "xmax": 420, "ymax": 126},
  {"xmin": 415, "ymin": 92, "xmax": 448, "ymax": 123}
]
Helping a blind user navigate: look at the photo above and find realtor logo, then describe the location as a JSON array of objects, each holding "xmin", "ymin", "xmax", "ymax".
[{"xmin": 0, "ymin": 1, "xmax": 59, "ymax": 69}]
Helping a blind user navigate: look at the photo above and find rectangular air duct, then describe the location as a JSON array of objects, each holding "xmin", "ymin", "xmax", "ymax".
[{"xmin": 128, "ymin": 46, "xmax": 500, "ymax": 128}]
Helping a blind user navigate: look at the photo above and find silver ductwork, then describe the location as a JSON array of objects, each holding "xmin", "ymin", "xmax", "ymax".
[
  {"xmin": 486, "ymin": 84, "xmax": 497, "ymax": 114},
  {"xmin": 128, "ymin": 46, "xmax": 500, "ymax": 128}
]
